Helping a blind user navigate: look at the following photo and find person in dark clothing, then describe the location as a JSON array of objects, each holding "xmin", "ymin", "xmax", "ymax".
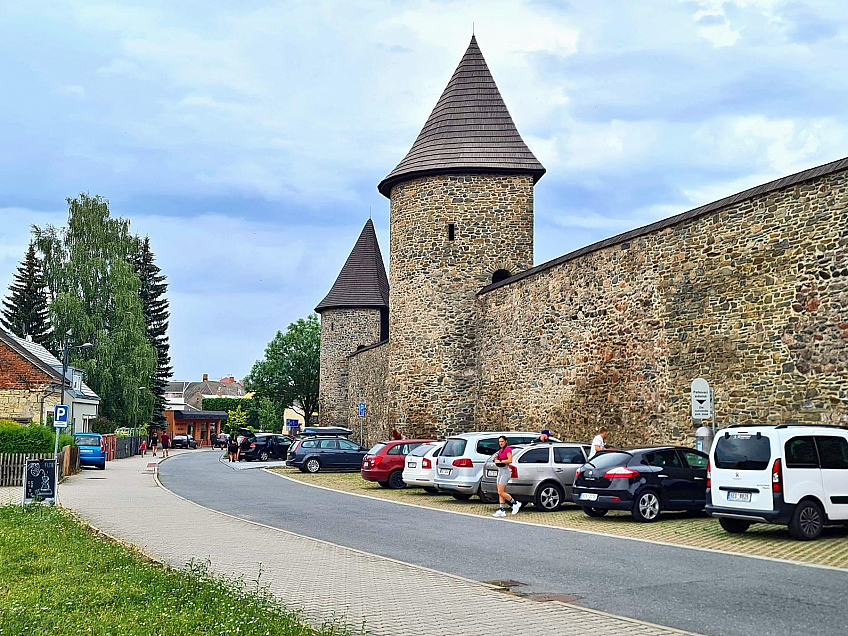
[
  {"xmin": 150, "ymin": 432, "xmax": 158, "ymax": 457},
  {"xmin": 534, "ymin": 429, "xmax": 552, "ymax": 444},
  {"xmin": 227, "ymin": 436, "xmax": 239, "ymax": 462},
  {"xmin": 238, "ymin": 435, "xmax": 251, "ymax": 461}
]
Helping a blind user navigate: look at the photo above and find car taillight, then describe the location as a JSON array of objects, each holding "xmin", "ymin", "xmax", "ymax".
[
  {"xmin": 574, "ymin": 468, "xmax": 581, "ymax": 479},
  {"xmin": 250, "ymin": 443, "xmax": 256, "ymax": 449},
  {"xmin": 371, "ymin": 456, "xmax": 383, "ymax": 466},
  {"xmin": 510, "ymin": 465, "xmax": 518, "ymax": 479},
  {"xmin": 706, "ymin": 460, "xmax": 711, "ymax": 489},
  {"xmin": 100, "ymin": 438, "xmax": 105, "ymax": 453},
  {"xmin": 291, "ymin": 440, "xmax": 301, "ymax": 451},
  {"xmin": 422, "ymin": 458, "xmax": 431, "ymax": 469},
  {"xmin": 604, "ymin": 466, "xmax": 638, "ymax": 479},
  {"xmin": 453, "ymin": 458, "xmax": 473, "ymax": 468},
  {"xmin": 772, "ymin": 458, "xmax": 782, "ymax": 494}
]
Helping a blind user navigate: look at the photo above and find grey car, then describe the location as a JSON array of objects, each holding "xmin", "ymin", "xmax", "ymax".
[{"xmin": 480, "ymin": 443, "xmax": 590, "ymax": 511}]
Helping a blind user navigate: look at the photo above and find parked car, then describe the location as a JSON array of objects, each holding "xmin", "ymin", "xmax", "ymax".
[
  {"xmin": 434, "ymin": 431, "xmax": 559, "ymax": 501},
  {"xmin": 213, "ymin": 433, "xmax": 230, "ymax": 449},
  {"xmin": 287, "ymin": 436, "xmax": 368, "ymax": 473},
  {"xmin": 362, "ymin": 439, "xmax": 435, "ymax": 489},
  {"xmin": 73, "ymin": 432, "xmax": 106, "ymax": 470},
  {"xmin": 706, "ymin": 424, "xmax": 848, "ymax": 540},
  {"xmin": 299, "ymin": 426, "xmax": 353, "ymax": 438},
  {"xmin": 480, "ymin": 443, "xmax": 590, "ymax": 511},
  {"xmin": 572, "ymin": 446, "xmax": 709, "ymax": 521},
  {"xmin": 239, "ymin": 433, "xmax": 293, "ymax": 462},
  {"xmin": 172, "ymin": 435, "xmax": 198, "ymax": 449},
  {"xmin": 402, "ymin": 442, "xmax": 445, "ymax": 491}
]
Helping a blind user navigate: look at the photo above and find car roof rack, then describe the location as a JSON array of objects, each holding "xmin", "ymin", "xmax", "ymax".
[{"xmin": 774, "ymin": 423, "xmax": 848, "ymax": 431}]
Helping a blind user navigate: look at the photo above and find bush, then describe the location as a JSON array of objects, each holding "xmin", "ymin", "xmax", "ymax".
[
  {"xmin": 0, "ymin": 424, "xmax": 54, "ymax": 453},
  {"xmin": 90, "ymin": 416, "xmax": 117, "ymax": 435}
]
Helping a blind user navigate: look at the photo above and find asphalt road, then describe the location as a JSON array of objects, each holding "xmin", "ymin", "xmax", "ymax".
[{"xmin": 160, "ymin": 451, "xmax": 848, "ymax": 636}]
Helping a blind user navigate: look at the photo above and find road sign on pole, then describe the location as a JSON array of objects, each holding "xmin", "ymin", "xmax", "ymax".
[
  {"xmin": 358, "ymin": 401, "xmax": 366, "ymax": 417},
  {"xmin": 691, "ymin": 378, "xmax": 711, "ymax": 420},
  {"xmin": 53, "ymin": 404, "xmax": 69, "ymax": 429}
]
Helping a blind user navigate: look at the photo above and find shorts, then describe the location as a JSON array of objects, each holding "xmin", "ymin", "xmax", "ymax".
[
  {"xmin": 161, "ymin": 442, "xmax": 169, "ymax": 449},
  {"xmin": 497, "ymin": 466, "xmax": 512, "ymax": 485}
]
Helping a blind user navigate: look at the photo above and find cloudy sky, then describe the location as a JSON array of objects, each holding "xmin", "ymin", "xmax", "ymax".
[{"xmin": 1, "ymin": 0, "xmax": 846, "ymax": 380}]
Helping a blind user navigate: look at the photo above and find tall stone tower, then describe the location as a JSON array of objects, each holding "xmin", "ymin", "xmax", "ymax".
[
  {"xmin": 315, "ymin": 219, "xmax": 389, "ymax": 427},
  {"xmin": 378, "ymin": 36, "xmax": 545, "ymax": 438}
]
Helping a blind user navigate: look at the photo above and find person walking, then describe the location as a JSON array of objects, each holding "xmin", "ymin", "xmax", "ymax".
[
  {"xmin": 590, "ymin": 426, "xmax": 608, "ymax": 458},
  {"xmin": 140, "ymin": 440, "xmax": 147, "ymax": 457},
  {"xmin": 492, "ymin": 436, "xmax": 521, "ymax": 517},
  {"xmin": 160, "ymin": 431, "xmax": 170, "ymax": 458},
  {"xmin": 150, "ymin": 431, "xmax": 158, "ymax": 457},
  {"xmin": 227, "ymin": 435, "xmax": 239, "ymax": 462},
  {"xmin": 534, "ymin": 429, "xmax": 552, "ymax": 443}
]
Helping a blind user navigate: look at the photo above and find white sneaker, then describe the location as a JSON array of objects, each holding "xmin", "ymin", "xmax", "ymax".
[
  {"xmin": 492, "ymin": 509, "xmax": 507, "ymax": 518},
  {"xmin": 511, "ymin": 501, "xmax": 522, "ymax": 515}
]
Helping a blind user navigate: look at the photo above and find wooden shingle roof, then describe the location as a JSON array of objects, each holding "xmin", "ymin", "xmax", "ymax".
[
  {"xmin": 378, "ymin": 36, "xmax": 545, "ymax": 197},
  {"xmin": 315, "ymin": 219, "xmax": 389, "ymax": 312}
]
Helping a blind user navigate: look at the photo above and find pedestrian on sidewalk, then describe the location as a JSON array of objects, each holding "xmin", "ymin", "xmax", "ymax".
[
  {"xmin": 227, "ymin": 435, "xmax": 239, "ymax": 462},
  {"xmin": 140, "ymin": 440, "xmax": 147, "ymax": 457},
  {"xmin": 534, "ymin": 429, "xmax": 553, "ymax": 443},
  {"xmin": 492, "ymin": 436, "xmax": 521, "ymax": 517},
  {"xmin": 160, "ymin": 431, "xmax": 170, "ymax": 458},
  {"xmin": 150, "ymin": 432, "xmax": 158, "ymax": 457},
  {"xmin": 590, "ymin": 426, "xmax": 608, "ymax": 458}
]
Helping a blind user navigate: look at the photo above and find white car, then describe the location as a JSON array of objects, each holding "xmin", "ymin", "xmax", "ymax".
[
  {"xmin": 706, "ymin": 424, "xmax": 848, "ymax": 540},
  {"xmin": 402, "ymin": 441, "xmax": 444, "ymax": 491}
]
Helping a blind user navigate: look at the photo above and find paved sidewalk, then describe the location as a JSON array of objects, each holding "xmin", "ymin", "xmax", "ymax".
[
  {"xmin": 59, "ymin": 454, "xmax": 698, "ymax": 636},
  {"xmin": 0, "ymin": 485, "xmax": 19, "ymax": 505}
]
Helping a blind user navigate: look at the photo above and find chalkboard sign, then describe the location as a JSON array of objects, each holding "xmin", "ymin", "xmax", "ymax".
[{"xmin": 23, "ymin": 458, "xmax": 56, "ymax": 504}]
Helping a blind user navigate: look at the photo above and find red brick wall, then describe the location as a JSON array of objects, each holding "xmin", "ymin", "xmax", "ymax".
[{"xmin": 0, "ymin": 342, "xmax": 53, "ymax": 389}]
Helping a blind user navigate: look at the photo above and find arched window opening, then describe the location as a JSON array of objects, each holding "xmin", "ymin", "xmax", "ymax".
[{"xmin": 492, "ymin": 269, "xmax": 512, "ymax": 284}]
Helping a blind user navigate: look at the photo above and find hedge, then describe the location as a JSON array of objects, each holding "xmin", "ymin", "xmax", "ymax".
[{"xmin": 0, "ymin": 423, "xmax": 74, "ymax": 454}]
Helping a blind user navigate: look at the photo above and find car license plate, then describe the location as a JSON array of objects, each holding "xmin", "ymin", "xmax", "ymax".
[
  {"xmin": 486, "ymin": 469, "xmax": 498, "ymax": 478},
  {"xmin": 408, "ymin": 461, "xmax": 416, "ymax": 468},
  {"xmin": 727, "ymin": 491, "xmax": 752, "ymax": 503},
  {"xmin": 80, "ymin": 449, "xmax": 91, "ymax": 454},
  {"xmin": 439, "ymin": 468, "xmax": 450, "ymax": 475},
  {"xmin": 579, "ymin": 493, "xmax": 598, "ymax": 501}
]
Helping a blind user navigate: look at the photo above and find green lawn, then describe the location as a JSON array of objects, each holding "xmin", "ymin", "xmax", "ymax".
[{"xmin": 0, "ymin": 505, "xmax": 355, "ymax": 636}]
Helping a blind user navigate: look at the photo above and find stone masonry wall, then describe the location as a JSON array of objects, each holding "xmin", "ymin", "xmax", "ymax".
[
  {"xmin": 477, "ymin": 169, "xmax": 848, "ymax": 446},
  {"xmin": 318, "ymin": 308, "xmax": 382, "ymax": 427},
  {"xmin": 388, "ymin": 173, "xmax": 534, "ymax": 439},
  {"xmin": 346, "ymin": 341, "xmax": 389, "ymax": 446}
]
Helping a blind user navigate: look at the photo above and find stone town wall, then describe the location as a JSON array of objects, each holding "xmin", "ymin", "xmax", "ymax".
[
  {"xmin": 0, "ymin": 390, "xmax": 59, "ymax": 423},
  {"xmin": 318, "ymin": 308, "xmax": 382, "ymax": 426},
  {"xmin": 476, "ymin": 169, "xmax": 848, "ymax": 446},
  {"xmin": 388, "ymin": 173, "xmax": 534, "ymax": 439},
  {"xmin": 346, "ymin": 341, "xmax": 389, "ymax": 446}
]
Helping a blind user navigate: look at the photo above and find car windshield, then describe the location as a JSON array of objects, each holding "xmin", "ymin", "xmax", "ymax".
[
  {"xmin": 407, "ymin": 444, "xmax": 433, "ymax": 458},
  {"xmin": 585, "ymin": 451, "xmax": 631, "ymax": 470},
  {"xmin": 441, "ymin": 438, "xmax": 468, "ymax": 457},
  {"xmin": 75, "ymin": 435, "xmax": 100, "ymax": 447},
  {"xmin": 714, "ymin": 434, "xmax": 771, "ymax": 470},
  {"xmin": 368, "ymin": 443, "xmax": 387, "ymax": 455}
]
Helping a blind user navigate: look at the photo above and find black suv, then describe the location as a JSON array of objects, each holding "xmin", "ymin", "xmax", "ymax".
[
  {"xmin": 238, "ymin": 432, "xmax": 293, "ymax": 462},
  {"xmin": 287, "ymin": 436, "xmax": 368, "ymax": 473},
  {"xmin": 572, "ymin": 446, "xmax": 709, "ymax": 522}
]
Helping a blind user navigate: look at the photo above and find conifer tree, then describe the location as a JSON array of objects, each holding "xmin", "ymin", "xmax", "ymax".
[
  {"xmin": 133, "ymin": 236, "xmax": 172, "ymax": 428},
  {"xmin": 1, "ymin": 242, "xmax": 52, "ymax": 348}
]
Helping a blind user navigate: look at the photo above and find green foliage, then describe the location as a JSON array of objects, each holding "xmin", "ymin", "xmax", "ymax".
[
  {"xmin": 0, "ymin": 424, "xmax": 68, "ymax": 453},
  {"xmin": 202, "ymin": 397, "xmax": 246, "ymax": 413},
  {"xmin": 0, "ymin": 506, "xmax": 358, "ymax": 636},
  {"xmin": 226, "ymin": 405, "xmax": 248, "ymax": 433},
  {"xmin": 32, "ymin": 194, "xmax": 157, "ymax": 427},
  {"xmin": 90, "ymin": 416, "xmax": 117, "ymax": 435},
  {"xmin": 257, "ymin": 396, "xmax": 280, "ymax": 433},
  {"xmin": 245, "ymin": 314, "xmax": 320, "ymax": 424},
  {"xmin": 0, "ymin": 242, "xmax": 52, "ymax": 349}
]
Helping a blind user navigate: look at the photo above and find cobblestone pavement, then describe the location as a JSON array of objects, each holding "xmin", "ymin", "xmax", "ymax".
[
  {"xmin": 58, "ymin": 454, "xmax": 698, "ymax": 636},
  {"xmin": 277, "ymin": 469, "xmax": 848, "ymax": 570},
  {"xmin": 0, "ymin": 485, "xmax": 19, "ymax": 505}
]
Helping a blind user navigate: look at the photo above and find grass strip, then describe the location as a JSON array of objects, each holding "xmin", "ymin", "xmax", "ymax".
[{"xmin": 0, "ymin": 504, "xmax": 357, "ymax": 636}]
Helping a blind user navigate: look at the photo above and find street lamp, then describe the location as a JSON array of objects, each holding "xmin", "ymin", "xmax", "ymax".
[
  {"xmin": 57, "ymin": 330, "xmax": 93, "ymax": 459},
  {"xmin": 135, "ymin": 387, "xmax": 146, "ymax": 454}
]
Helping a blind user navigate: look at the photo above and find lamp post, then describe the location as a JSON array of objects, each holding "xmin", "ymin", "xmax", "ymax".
[
  {"xmin": 57, "ymin": 330, "xmax": 93, "ymax": 459},
  {"xmin": 135, "ymin": 387, "xmax": 146, "ymax": 455}
]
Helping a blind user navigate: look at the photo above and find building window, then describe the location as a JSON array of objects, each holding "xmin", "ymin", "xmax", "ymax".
[
  {"xmin": 492, "ymin": 269, "xmax": 512, "ymax": 284},
  {"xmin": 448, "ymin": 223, "xmax": 455, "ymax": 241}
]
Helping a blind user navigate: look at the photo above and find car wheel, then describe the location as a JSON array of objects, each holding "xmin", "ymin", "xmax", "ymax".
[
  {"xmin": 534, "ymin": 482, "xmax": 564, "ymax": 512},
  {"xmin": 423, "ymin": 487, "xmax": 438, "ymax": 494},
  {"xmin": 632, "ymin": 490, "xmax": 662, "ymax": 522},
  {"xmin": 378, "ymin": 481, "xmax": 390, "ymax": 488},
  {"xmin": 452, "ymin": 493, "xmax": 472, "ymax": 501},
  {"xmin": 719, "ymin": 518, "xmax": 751, "ymax": 534},
  {"xmin": 387, "ymin": 470, "xmax": 406, "ymax": 489},
  {"xmin": 98, "ymin": 463, "xmax": 106, "ymax": 471},
  {"xmin": 259, "ymin": 450, "xmax": 270, "ymax": 462},
  {"xmin": 477, "ymin": 486, "xmax": 498, "ymax": 504},
  {"xmin": 305, "ymin": 458, "xmax": 321, "ymax": 474},
  {"xmin": 789, "ymin": 499, "xmax": 824, "ymax": 541},
  {"xmin": 583, "ymin": 506, "xmax": 608, "ymax": 517}
]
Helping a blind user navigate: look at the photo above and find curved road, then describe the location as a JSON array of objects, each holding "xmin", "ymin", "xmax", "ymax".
[{"xmin": 160, "ymin": 452, "xmax": 848, "ymax": 636}]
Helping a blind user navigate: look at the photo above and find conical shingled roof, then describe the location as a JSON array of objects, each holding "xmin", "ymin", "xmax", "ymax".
[
  {"xmin": 315, "ymin": 219, "xmax": 389, "ymax": 313},
  {"xmin": 378, "ymin": 36, "xmax": 545, "ymax": 197}
]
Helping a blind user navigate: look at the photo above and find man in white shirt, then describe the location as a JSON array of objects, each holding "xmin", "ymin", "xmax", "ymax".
[{"xmin": 590, "ymin": 426, "xmax": 608, "ymax": 458}]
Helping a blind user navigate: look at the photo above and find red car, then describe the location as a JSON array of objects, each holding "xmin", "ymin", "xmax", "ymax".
[{"xmin": 362, "ymin": 439, "xmax": 435, "ymax": 489}]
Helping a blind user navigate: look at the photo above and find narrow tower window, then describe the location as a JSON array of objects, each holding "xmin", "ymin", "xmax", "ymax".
[{"xmin": 448, "ymin": 223, "xmax": 455, "ymax": 241}]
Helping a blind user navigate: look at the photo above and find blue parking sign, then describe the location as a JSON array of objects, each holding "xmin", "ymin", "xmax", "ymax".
[
  {"xmin": 358, "ymin": 401, "xmax": 366, "ymax": 417},
  {"xmin": 53, "ymin": 405, "xmax": 69, "ymax": 429}
]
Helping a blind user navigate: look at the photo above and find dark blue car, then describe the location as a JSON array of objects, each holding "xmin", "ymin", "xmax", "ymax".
[
  {"xmin": 74, "ymin": 432, "xmax": 106, "ymax": 470},
  {"xmin": 287, "ymin": 436, "xmax": 368, "ymax": 473}
]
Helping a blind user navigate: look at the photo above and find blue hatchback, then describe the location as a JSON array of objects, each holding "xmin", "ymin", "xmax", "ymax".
[{"xmin": 74, "ymin": 432, "xmax": 106, "ymax": 470}]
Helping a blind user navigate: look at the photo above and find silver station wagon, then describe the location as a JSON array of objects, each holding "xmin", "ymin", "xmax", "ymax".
[{"xmin": 480, "ymin": 443, "xmax": 590, "ymax": 511}]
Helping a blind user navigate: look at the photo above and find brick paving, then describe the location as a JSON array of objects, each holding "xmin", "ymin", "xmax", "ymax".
[
  {"xmin": 57, "ymin": 453, "xmax": 698, "ymax": 636},
  {"xmin": 0, "ymin": 485, "xmax": 19, "ymax": 506},
  {"xmin": 278, "ymin": 469, "xmax": 848, "ymax": 570}
]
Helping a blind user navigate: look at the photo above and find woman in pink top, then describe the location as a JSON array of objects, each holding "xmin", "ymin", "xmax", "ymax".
[{"xmin": 492, "ymin": 436, "xmax": 521, "ymax": 517}]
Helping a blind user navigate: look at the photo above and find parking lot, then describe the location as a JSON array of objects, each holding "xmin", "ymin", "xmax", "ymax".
[{"xmin": 275, "ymin": 468, "xmax": 848, "ymax": 569}]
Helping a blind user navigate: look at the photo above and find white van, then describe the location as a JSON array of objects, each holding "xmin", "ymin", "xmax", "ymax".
[{"xmin": 706, "ymin": 424, "xmax": 848, "ymax": 540}]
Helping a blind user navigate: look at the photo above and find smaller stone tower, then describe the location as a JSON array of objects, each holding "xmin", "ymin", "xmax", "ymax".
[{"xmin": 315, "ymin": 219, "xmax": 389, "ymax": 427}]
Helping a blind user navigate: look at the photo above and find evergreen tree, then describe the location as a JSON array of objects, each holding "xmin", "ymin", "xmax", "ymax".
[
  {"xmin": 1, "ymin": 242, "xmax": 52, "ymax": 348},
  {"xmin": 133, "ymin": 236, "xmax": 172, "ymax": 428}
]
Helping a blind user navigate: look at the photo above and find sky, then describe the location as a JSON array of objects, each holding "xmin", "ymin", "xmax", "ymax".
[{"xmin": 1, "ymin": 0, "xmax": 846, "ymax": 381}]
